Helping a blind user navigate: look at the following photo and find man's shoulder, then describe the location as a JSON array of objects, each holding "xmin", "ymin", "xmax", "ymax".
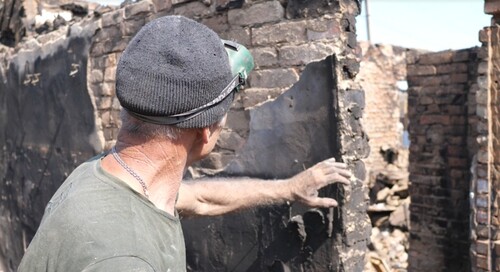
[
  {"xmin": 21, "ymin": 182, "xmax": 184, "ymax": 272},
  {"xmin": 36, "ymin": 154, "xmax": 182, "ymax": 248},
  {"xmin": 19, "ymin": 154, "xmax": 186, "ymax": 272}
]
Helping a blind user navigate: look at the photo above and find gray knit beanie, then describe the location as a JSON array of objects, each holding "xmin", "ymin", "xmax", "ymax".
[{"xmin": 116, "ymin": 15, "xmax": 234, "ymax": 128}]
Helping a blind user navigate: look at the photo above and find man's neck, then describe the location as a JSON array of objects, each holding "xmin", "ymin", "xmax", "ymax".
[{"xmin": 101, "ymin": 135, "xmax": 195, "ymax": 216}]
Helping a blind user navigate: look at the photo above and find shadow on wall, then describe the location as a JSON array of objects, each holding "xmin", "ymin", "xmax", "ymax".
[{"xmin": 182, "ymin": 56, "xmax": 351, "ymax": 271}]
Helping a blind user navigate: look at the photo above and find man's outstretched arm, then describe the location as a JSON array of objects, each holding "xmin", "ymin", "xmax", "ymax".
[{"xmin": 176, "ymin": 158, "xmax": 352, "ymax": 217}]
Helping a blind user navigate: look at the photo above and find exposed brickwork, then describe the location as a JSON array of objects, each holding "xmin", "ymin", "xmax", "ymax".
[
  {"xmin": 407, "ymin": 48, "xmax": 481, "ymax": 271},
  {"xmin": 469, "ymin": 24, "xmax": 500, "ymax": 272},
  {"xmin": 490, "ymin": 27, "xmax": 500, "ymax": 272},
  {"xmin": 486, "ymin": 0, "xmax": 500, "ymax": 23},
  {"xmin": 87, "ymin": 1, "xmax": 359, "ymax": 158},
  {"xmin": 470, "ymin": 26, "xmax": 491, "ymax": 272},
  {"xmin": 357, "ymin": 43, "xmax": 414, "ymax": 174}
]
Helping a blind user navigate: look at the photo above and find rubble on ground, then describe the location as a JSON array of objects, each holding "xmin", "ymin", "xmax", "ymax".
[{"xmin": 365, "ymin": 147, "xmax": 410, "ymax": 272}]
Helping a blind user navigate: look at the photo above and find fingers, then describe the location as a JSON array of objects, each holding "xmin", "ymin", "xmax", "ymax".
[
  {"xmin": 324, "ymin": 167, "xmax": 352, "ymax": 178},
  {"xmin": 303, "ymin": 197, "xmax": 338, "ymax": 208},
  {"xmin": 320, "ymin": 166, "xmax": 352, "ymax": 186},
  {"xmin": 315, "ymin": 160, "xmax": 350, "ymax": 175},
  {"xmin": 316, "ymin": 158, "xmax": 348, "ymax": 169},
  {"xmin": 329, "ymin": 174, "xmax": 351, "ymax": 186},
  {"xmin": 317, "ymin": 159, "xmax": 353, "ymax": 186}
]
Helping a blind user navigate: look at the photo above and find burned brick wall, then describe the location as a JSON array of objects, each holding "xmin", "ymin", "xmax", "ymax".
[
  {"xmin": 485, "ymin": 26, "xmax": 500, "ymax": 272},
  {"xmin": 356, "ymin": 43, "xmax": 418, "ymax": 271},
  {"xmin": 469, "ymin": 25, "xmax": 500, "ymax": 272},
  {"xmin": 0, "ymin": 0, "xmax": 370, "ymax": 271},
  {"xmin": 356, "ymin": 42, "xmax": 418, "ymax": 175},
  {"xmin": 0, "ymin": 22, "xmax": 101, "ymax": 271},
  {"xmin": 183, "ymin": 55, "xmax": 371, "ymax": 271},
  {"xmin": 407, "ymin": 48, "xmax": 481, "ymax": 271}
]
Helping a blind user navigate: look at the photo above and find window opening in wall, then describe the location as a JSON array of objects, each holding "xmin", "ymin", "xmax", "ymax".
[
  {"xmin": 402, "ymin": 130, "xmax": 410, "ymax": 149},
  {"xmin": 396, "ymin": 80, "xmax": 408, "ymax": 92},
  {"xmin": 398, "ymin": 80, "xmax": 409, "ymax": 149}
]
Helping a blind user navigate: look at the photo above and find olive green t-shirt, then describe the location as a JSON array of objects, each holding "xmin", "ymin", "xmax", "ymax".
[{"xmin": 18, "ymin": 155, "xmax": 186, "ymax": 272}]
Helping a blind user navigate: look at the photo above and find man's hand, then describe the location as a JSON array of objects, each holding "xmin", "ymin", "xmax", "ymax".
[
  {"xmin": 177, "ymin": 158, "xmax": 352, "ymax": 217},
  {"xmin": 287, "ymin": 158, "xmax": 352, "ymax": 208}
]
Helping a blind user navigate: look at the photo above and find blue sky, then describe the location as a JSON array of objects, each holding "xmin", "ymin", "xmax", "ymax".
[{"xmin": 357, "ymin": 0, "xmax": 491, "ymax": 51}]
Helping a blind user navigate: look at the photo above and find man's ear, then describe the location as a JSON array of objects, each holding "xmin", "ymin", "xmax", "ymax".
[{"xmin": 200, "ymin": 127, "xmax": 211, "ymax": 144}]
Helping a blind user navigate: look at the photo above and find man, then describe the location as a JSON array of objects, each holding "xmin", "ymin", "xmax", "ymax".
[{"xmin": 18, "ymin": 16, "xmax": 352, "ymax": 271}]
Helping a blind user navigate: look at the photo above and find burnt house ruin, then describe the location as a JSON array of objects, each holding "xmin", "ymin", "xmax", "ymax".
[
  {"xmin": 0, "ymin": 0, "xmax": 368, "ymax": 271},
  {"xmin": 0, "ymin": 0, "xmax": 499, "ymax": 271}
]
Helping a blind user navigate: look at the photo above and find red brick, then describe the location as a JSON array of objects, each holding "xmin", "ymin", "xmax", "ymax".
[
  {"xmin": 408, "ymin": 75, "xmax": 451, "ymax": 87},
  {"xmin": 485, "ymin": 0, "xmax": 500, "ymax": 16},
  {"xmin": 477, "ymin": 195, "xmax": 489, "ymax": 208},
  {"xmin": 477, "ymin": 254, "xmax": 489, "ymax": 270},
  {"xmin": 419, "ymin": 51, "xmax": 454, "ymax": 65},
  {"xmin": 477, "ymin": 240, "xmax": 490, "ymax": 255},
  {"xmin": 228, "ymin": 1, "xmax": 284, "ymax": 27},
  {"xmin": 489, "ymin": 27, "xmax": 500, "ymax": 44},
  {"xmin": 407, "ymin": 64, "xmax": 436, "ymax": 76},
  {"xmin": 479, "ymin": 29, "xmax": 489, "ymax": 43},
  {"xmin": 152, "ymin": 0, "xmax": 172, "ymax": 12},
  {"xmin": 478, "ymin": 46, "xmax": 489, "ymax": 59},
  {"xmin": 450, "ymin": 73, "xmax": 469, "ymax": 84},
  {"xmin": 495, "ymin": 257, "xmax": 500, "ymax": 272},
  {"xmin": 493, "ymin": 216, "xmax": 500, "ymax": 226},
  {"xmin": 419, "ymin": 95, "xmax": 434, "ymax": 105},
  {"xmin": 306, "ymin": 18, "xmax": 342, "ymax": 41},
  {"xmin": 102, "ymin": 10, "xmax": 124, "ymax": 28},
  {"xmin": 447, "ymin": 146, "xmax": 466, "ymax": 157},
  {"xmin": 124, "ymin": 0, "xmax": 153, "ymax": 19},
  {"xmin": 419, "ymin": 115, "xmax": 450, "ymax": 125},
  {"xmin": 444, "ymin": 105, "xmax": 465, "ymax": 115},
  {"xmin": 447, "ymin": 136, "xmax": 465, "ymax": 145},
  {"xmin": 451, "ymin": 116, "xmax": 466, "ymax": 125},
  {"xmin": 478, "ymin": 225, "xmax": 490, "ymax": 239},
  {"xmin": 222, "ymin": 27, "xmax": 251, "ymax": 47},
  {"xmin": 477, "ymin": 210, "xmax": 489, "ymax": 225},
  {"xmin": 495, "ymin": 240, "xmax": 500, "ymax": 256},
  {"xmin": 252, "ymin": 20, "xmax": 307, "ymax": 46},
  {"xmin": 452, "ymin": 50, "xmax": 471, "ymax": 62},
  {"xmin": 201, "ymin": 15, "xmax": 229, "ymax": 34},
  {"xmin": 279, "ymin": 43, "xmax": 334, "ymax": 66},
  {"xmin": 426, "ymin": 104, "xmax": 440, "ymax": 114},
  {"xmin": 436, "ymin": 63, "xmax": 468, "ymax": 74}
]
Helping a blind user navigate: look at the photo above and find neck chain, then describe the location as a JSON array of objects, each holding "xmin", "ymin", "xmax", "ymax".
[{"xmin": 111, "ymin": 146, "xmax": 150, "ymax": 198}]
